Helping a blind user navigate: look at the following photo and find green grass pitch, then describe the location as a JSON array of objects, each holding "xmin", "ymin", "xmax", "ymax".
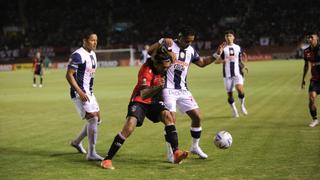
[{"xmin": 0, "ymin": 60, "xmax": 319, "ymax": 179}]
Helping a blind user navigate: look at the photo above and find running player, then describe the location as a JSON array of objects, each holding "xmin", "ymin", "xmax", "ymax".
[{"xmin": 215, "ymin": 30, "xmax": 248, "ymax": 118}]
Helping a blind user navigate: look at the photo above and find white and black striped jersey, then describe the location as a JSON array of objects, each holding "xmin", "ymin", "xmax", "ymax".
[
  {"xmin": 221, "ymin": 43, "xmax": 243, "ymax": 78},
  {"xmin": 68, "ymin": 47, "xmax": 97, "ymax": 98},
  {"xmin": 165, "ymin": 40, "xmax": 200, "ymax": 90}
]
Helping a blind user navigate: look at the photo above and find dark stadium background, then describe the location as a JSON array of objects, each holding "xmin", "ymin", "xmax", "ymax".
[{"xmin": 1, "ymin": 0, "xmax": 319, "ymax": 64}]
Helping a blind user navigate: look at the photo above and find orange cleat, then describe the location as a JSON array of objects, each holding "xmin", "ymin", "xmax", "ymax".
[
  {"xmin": 173, "ymin": 150, "xmax": 189, "ymax": 164},
  {"xmin": 101, "ymin": 159, "xmax": 115, "ymax": 170}
]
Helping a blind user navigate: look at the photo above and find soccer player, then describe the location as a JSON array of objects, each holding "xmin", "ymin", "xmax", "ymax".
[
  {"xmin": 148, "ymin": 26, "xmax": 218, "ymax": 162},
  {"xmin": 301, "ymin": 32, "xmax": 320, "ymax": 128},
  {"xmin": 66, "ymin": 30, "xmax": 103, "ymax": 161},
  {"xmin": 214, "ymin": 30, "xmax": 248, "ymax": 118},
  {"xmin": 32, "ymin": 51, "xmax": 44, "ymax": 88},
  {"xmin": 101, "ymin": 50, "xmax": 189, "ymax": 170}
]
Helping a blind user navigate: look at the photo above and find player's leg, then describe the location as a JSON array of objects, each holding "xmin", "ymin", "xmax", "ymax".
[
  {"xmin": 101, "ymin": 116, "xmax": 138, "ymax": 169},
  {"xmin": 70, "ymin": 97, "xmax": 88, "ymax": 154},
  {"xmin": 235, "ymin": 85, "xmax": 247, "ymax": 115},
  {"xmin": 225, "ymin": 78, "xmax": 239, "ymax": 117},
  {"xmin": 159, "ymin": 109, "xmax": 188, "ymax": 164},
  {"xmin": 85, "ymin": 112, "xmax": 103, "ymax": 160},
  {"xmin": 235, "ymin": 76, "xmax": 247, "ymax": 115},
  {"xmin": 162, "ymin": 89, "xmax": 178, "ymax": 162},
  {"xmin": 178, "ymin": 90, "xmax": 207, "ymax": 159},
  {"xmin": 186, "ymin": 108, "xmax": 208, "ymax": 159},
  {"xmin": 308, "ymin": 91, "xmax": 318, "ymax": 127},
  {"xmin": 39, "ymin": 74, "xmax": 43, "ymax": 88},
  {"xmin": 102, "ymin": 102, "xmax": 145, "ymax": 169},
  {"xmin": 33, "ymin": 74, "xmax": 36, "ymax": 87}
]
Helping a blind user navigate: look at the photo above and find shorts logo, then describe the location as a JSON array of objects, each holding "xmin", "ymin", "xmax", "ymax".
[{"xmin": 131, "ymin": 105, "xmax": 137, "ymax": 112}]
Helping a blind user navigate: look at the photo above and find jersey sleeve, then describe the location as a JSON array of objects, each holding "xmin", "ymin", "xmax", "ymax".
[
  {"xmin": 68, "ymin": 53, "xmax": 82, "ymax": 70},
  {"xmin": 191, "ymin": 50, "xmax": 200, "ymax": 62},
  {"xmin": 139, "ymin": 66, "xmax": 153, "ymax": 88}
]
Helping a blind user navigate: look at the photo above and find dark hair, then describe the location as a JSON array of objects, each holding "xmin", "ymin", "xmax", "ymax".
[
  {"xmin": 82, "ymin": 29, "xmax": 96, "ymax": 40},
  {"xmin": 306, "ymin": 31, "xmax": 318, "ymax": 37},
  {"xmin": 154, "ymin": 52, "xmax": 171, "ymax": 64},
  {"xmin": 224, "ymin": 30, "xmax": 235, "ymax": 36},
  {"xmin": 178, "ymin": 26, "xmax": 195, "ymax": 37}
]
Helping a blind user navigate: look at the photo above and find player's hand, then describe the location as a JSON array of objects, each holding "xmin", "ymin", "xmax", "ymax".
[
  {"xmin": 301, "ymin": 81, "xmax": 306, "ymax": 89},
  {"xmin": 159, "ymin": 77, "xmax": 166, "ymax": 88},
  {"xmin": 78, "ymin": 91, "xmax": 90, "ymax": 102},
  {"xmin": 217, "ymin": 42, "xmax": 227, "ymax": 55},
  {"xmin": 244, "ymin": 66, "xmax": 249, "ymax": 73}
]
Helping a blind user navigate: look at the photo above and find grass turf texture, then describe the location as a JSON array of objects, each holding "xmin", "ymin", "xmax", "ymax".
[{"xmin": 0, "ymin": 60, "xmax": 319, "ymax": 179}]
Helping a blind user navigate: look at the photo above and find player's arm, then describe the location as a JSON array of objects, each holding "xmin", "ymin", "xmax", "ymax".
[
  {"xmin": 194, "ymin": 42, "xmax": 226, "ymax": 67},
  {"xmin": 140, "ymin": 77, "xmax": 165, "ymax": 100},
  {"xmin": 148, "ymin": 38, "xmax": 176, "ymax": 62},
  {"xmin": 240, "ymin": 51, "xmax": 248, "ymax": 73},
  {"xmin": 66, "ymin": 68, "xmax": 89, "ymax": 102},
  {"xmin": 301, "ymin": 60, "xmax": 309, "ymax": 89}
]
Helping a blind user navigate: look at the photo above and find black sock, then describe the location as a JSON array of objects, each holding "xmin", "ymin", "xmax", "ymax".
[
  {"xmin": 165, "ymin": 125, "xmax": 178, "ymax": 152},
  {"xmin": 238, "ymin": 93, "xmax": 245, "ymax": 99},
  {"xmin": 40, "ymin": 77, "xmax": 43, "ymax": 85},
  {"xmin": 33, "ymin": 77, "xmax": 36, "ymax": 84},
  {"xmin": 104, "ymin": 133, "xmax": 125, "ymax": 160},
  {"xmin": 310, "ymin": 108, "xmax": 318, "ymax": 120},
  {"xmin": 190, "ymin": 129, "xmax": 201, "ymax": 139},
  {"xmin": 228, "ymin": 97, "xmax": 234, "ymax": 105}
]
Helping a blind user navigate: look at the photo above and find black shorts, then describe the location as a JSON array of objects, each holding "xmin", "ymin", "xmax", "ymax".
[
  {"xmin": 34, "ymin": 69, "xmax": 42, "ymax": 76},
  {"xmin": 309, "ymin": 80, "xmax": 320, "ymax": 95},
  {"xmin": 126, "ymin": 101, "xmax": 167, "ymax": 127}
]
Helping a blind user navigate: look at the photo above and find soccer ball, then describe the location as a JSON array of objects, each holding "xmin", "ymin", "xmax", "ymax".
[{"xmin": 214, "ymin": 131, "xmax": 233, "ymax": 149}]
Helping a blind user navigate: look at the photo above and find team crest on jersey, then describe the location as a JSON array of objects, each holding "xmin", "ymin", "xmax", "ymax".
[{"xmin": 180, "ymin": 51, "xmax": 185, "ymax": 59}]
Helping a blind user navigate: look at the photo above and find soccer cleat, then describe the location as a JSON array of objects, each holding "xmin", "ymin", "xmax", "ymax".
[
  {"xmin": 39, "ymin": 84, "xmax": 43, "ymax": 88},
  {"xmin": 241, "ymin": 105, "xmax": 248, "ymax": 115},
  {"xmin": 173, "ymin": 150, "xmax": 189, "ymax": 164},
  {"xmin": 70, "ymin": 141, "xmax": 87, "ymax": 154},
  {"xmin": 190, "ymin": 146, "xmax": 208, "ymax": 159},
  {"xmin": 166, "ymin": 142, "xmax": 174, "ymax": 163},
  {"xmin": 32, "ymin": 84, "xmax": 37, "ymax": 87},
  {"xmin": 232, "ymin": 109, "xmax": 239, "ymax": 118},
  {"xmin": 309, "ymin": 119, "xmax": 319, "ymax": 128},
  {"xmin": 86, "ymin": 153, "xmax": 104, "ymax": 161},
  {"xmin": 101, "ymin": 159, "xmax": 115, "ymax": 170}
]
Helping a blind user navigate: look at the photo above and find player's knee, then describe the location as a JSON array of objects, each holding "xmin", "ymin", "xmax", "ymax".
[
  {"xmin": 228, "ymin": 97, "xmax": 234, "ymax": 104},
  {"xmin": 163, "ymin": 110, "xmax": 174, "ymax": 125}
]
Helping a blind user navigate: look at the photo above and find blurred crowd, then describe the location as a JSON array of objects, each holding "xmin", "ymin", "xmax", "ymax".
[{"xmin": 1, "ymin": 0, "xmax": 319, "ymax": 59}]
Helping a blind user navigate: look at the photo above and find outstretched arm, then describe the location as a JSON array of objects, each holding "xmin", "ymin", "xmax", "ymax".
[{"xmin": 193, "ymin": 42, "xmax": 226, "ymax": 67}]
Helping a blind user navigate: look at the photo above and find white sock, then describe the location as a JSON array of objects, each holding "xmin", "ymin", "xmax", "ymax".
[
  {"xmin": 190, "ymin": 127, "xmax": 202, "ymax": 147},
  {"xmin": 239, "ymin": 97, "xmax": 245, "ymax": 106},
  {"xmin": 73, "ymin": 124, "xmax": 87, "ymax": 145},
  {"xmin": 87, "ymin": 116, "xmax": 98, "ymax": 156}
]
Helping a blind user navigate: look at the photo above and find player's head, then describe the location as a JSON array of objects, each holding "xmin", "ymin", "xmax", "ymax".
[
  {"xmin": 177, "ymin": 26, "xmax": 195, "ymax": 49},
  {"xmin": 224, "ymin": 30, "xmax": 235, "ymax": 44},
  {"xmin": 82, "ymin": 30, "xmax": 98, "ymax": 51},
  {"xmin": 153, "ymin": 52, "xmax": 172, "ymax": 75},
  {"xmin": 306, "ymin": 31, "xmax": 319, "ymax": 47}
]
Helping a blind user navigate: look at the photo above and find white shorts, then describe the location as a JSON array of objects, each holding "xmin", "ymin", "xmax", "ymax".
[
  {"xmin": 162, "ymin": 88, "xmax": 199, "ymax": 113},
  {"xmin": 224, "ymin": 75, "xmax": 244, "ymax": 92},
  {"xmin": 72, "ymin": 93, "xmax": 100, "ymax": 119}
]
